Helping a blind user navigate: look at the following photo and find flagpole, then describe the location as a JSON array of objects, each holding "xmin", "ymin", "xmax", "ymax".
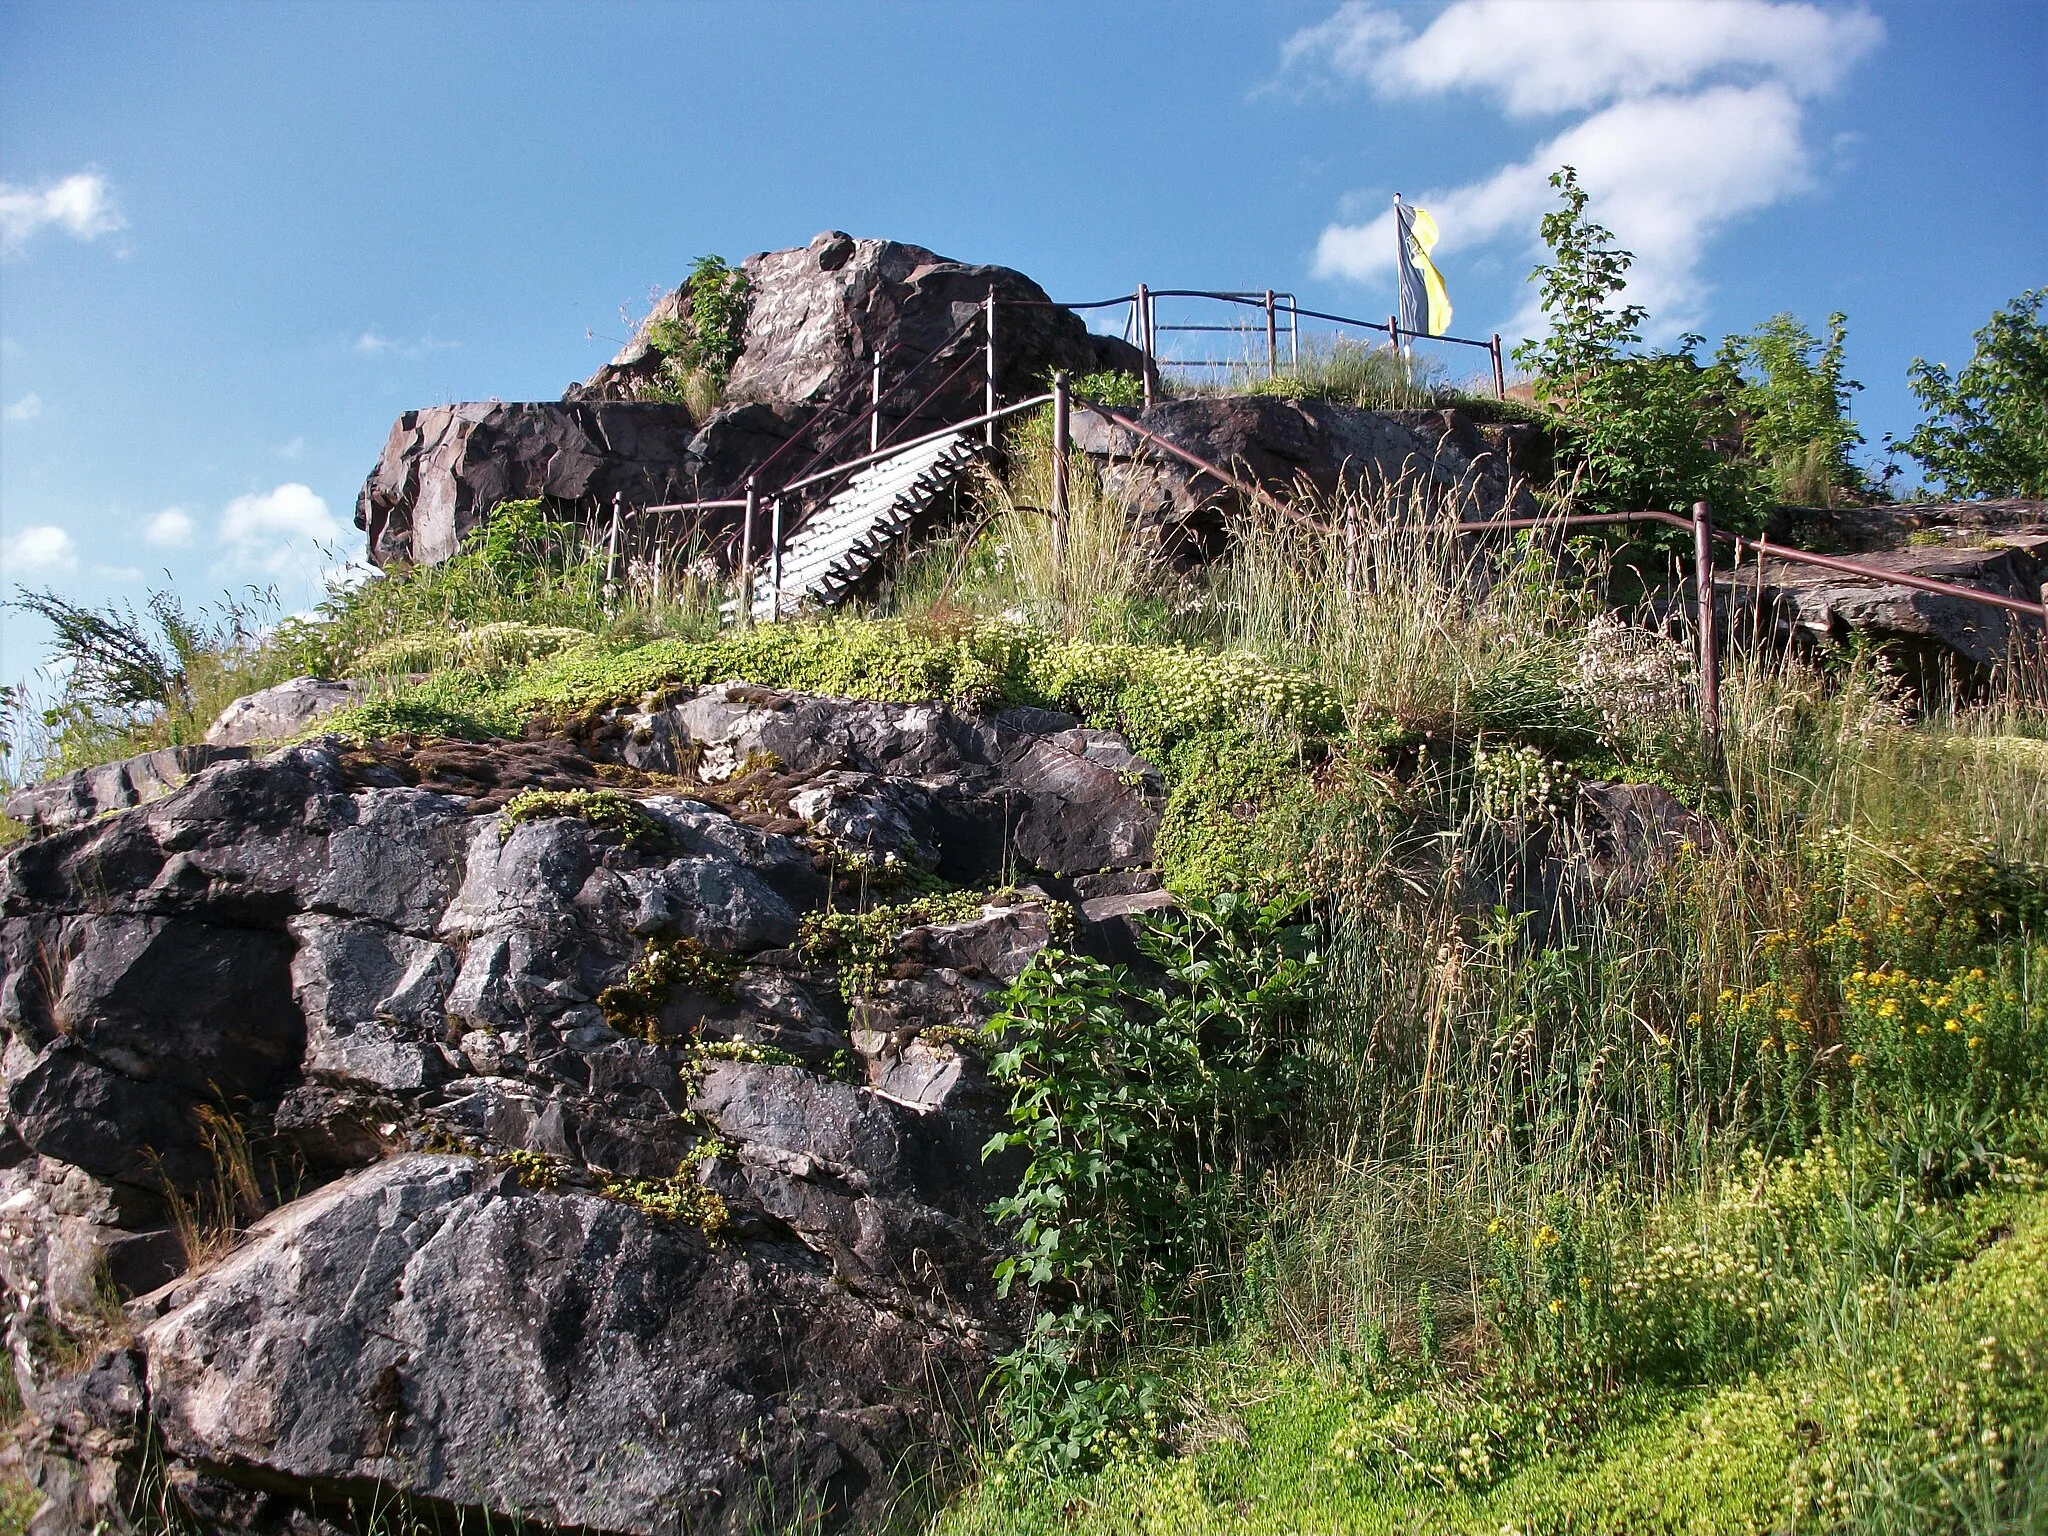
[{"xmin": 1392, "ymin": 193, "xmax": 1408, "ymax": 358}]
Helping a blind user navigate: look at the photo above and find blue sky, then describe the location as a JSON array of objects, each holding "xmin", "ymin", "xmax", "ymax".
[{"xmin": 3, "ymin": 0, "xmax": 2043, "ymax": 680}]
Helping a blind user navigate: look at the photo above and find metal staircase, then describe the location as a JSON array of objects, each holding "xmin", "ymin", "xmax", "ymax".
[{"xmin": 750, "ymin": 430, "xmax": 983, "ymax": 620}]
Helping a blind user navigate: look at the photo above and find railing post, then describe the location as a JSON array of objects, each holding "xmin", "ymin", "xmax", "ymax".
[
  {"xmin": 1051, "ymin": 370, "xmax": 1071, "ymax": 564},
  {"xmin": 739, "ymin": 476, "xmax": 757, "ymax": 628},
  {"xmin": 1491, "ymin": 334, "xmax": 1506, "ymax": 399},
  {"xmin": 1137, "ymin": 283, "xmax": 1155, "ymax": 411},
  {"xmin": 1264, "ymin": 289, "xmax": 1278, "ymax": 379},
  {"xmin": 768, "ymin": 495, "xmax": 784, "ymax": 622},
  {"xmin": 984, "ymin": 285, "xmax": 997, "ymax": 448},
  {"xmin": 1388, "ymin": 313, "xmax": 1401, "ymax": 358},
  {"xmin": 1694, "ymin": 499, "xmax": 1721, "ymax": 743},
  {"xmin": 870, "ymin": 354, "xmax": 883, "ymax": 453}
]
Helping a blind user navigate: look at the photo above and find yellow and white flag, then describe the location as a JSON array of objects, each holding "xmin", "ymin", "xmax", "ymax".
[{"xmin": 1395, "ymin": 197, "xmax": 1453, "ymax": 338}]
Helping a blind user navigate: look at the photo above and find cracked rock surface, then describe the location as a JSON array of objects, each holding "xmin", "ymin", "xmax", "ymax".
[{"xmin": 0, "ymin": 686, "xmax": 1169, "ymax": 1534}]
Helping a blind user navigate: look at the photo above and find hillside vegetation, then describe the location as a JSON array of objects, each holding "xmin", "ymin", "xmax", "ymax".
[{"xmin": 2, "ymin": 177, "xmax": 2045, "ymax": 1536}]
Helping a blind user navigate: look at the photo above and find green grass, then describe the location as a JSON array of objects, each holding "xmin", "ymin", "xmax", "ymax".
[{"xmin": 940, "ymin": 1175, "xmax": 2048, "ymax": 1536}]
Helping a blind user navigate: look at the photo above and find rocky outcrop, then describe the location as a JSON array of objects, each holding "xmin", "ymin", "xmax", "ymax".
[
  {"xmin": 1460, "ymin": 779, "xmax": 1723, "ymax": 945},
  {"xmin": 3, "ymin": 745, "xmax": 249, "ymax": 838},
  {"xmin": 205, "ymin": 676, "xmax": 363, "ymax": 748},
  {"xmin": 355, "ymin": 399, "xmax": 709, "ymax": 568},
  {"xmin": 0, "ymin": 688, "xmax": 1172, "ymax": 1533},
  {"xmin": 1072, "ymin": 395, "xmax": 1540, "ymax": 554},
  {"xmin": 359, "ymin": 232, "xmax": 1143, "ymax": 568}
]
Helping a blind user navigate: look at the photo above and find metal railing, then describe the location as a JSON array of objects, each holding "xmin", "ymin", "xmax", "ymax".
[
  {"xmin": 1037, "ymin": 387, "xmax": 2044, "ymax": 739},
  {"xmin": 599, "ymin": 288, "xmax": 2042, "ymax": 718}
]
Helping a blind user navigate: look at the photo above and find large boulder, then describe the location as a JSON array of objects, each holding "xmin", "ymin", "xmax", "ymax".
[
  {"xmin": 205, "ymin": 676, "xmax": 362, "ymax": 748},
  {"xmin": 137, "ymin": 1153, "xmax": 993, "ymax": 1535},
  {"xmin": 358, "ymin": 232, "xmax": 1143, "ymax": 568},
  {"xmin": 355, "ymin": 399, "xmax": 707, "ymax": 568},
  {"xmin": 573, "ymin": 229, "xmax": 1140, "ymax": 416},
  {"xmin": 0, "ymin": 688, "xmax": 1175, "ymax": 1532},
  {"xmin": 1072, "ymin": 395, "xmax": 1540, "ymax": 552}
]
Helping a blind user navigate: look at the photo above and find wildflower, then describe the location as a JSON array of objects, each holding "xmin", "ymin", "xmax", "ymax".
[
  {"xmin": 1533, "ymin": 1225, "xmax": 1561, "ymax": 1250},
  {"xmin": 1969, "ymin": 1037, "xmax": 1984, "ymax": 1049},
  {"xmin": 1548, "ymin": 1299, "xmax": 1566, "ymax": 1315},
  {"xmin": 1946, "ymin": 1020, "xmax": 1963, "ymax": 1033},
  {"xmin": 1847, "ymin": 1053, "xmax": 1866, "ymax": 1067}
]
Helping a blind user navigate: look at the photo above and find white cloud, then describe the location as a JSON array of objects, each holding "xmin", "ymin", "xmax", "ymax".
[
  {"xmin": 277, "ymin": 436, "xmax": 305, "ymax": 460},
  {"xmin": 145, "ymin": 508, "xmax": 195, "ymax": 548},
  {"xmin": 2, "ymin": 525, "xmax": 79, "ymax": 574},
  {"xmin": 0, "ymin": 172, "xmax": 124, "ymax": 255},
  {"xmin": 355, "ymin": 330, "xmax": 457, "ymax": 359},
  {"xmin": 1289, "ymin": 1, "xmax": 1882, "ymax": 333},
  {"xmin": 1286, "ymin": 0, "xmax": 1881, "ymax": 114},
  {"xmin": 217, "ymin": 483, "xmax": 342, "ymax": 574},
  {"xmin": 3, "ymin": 392, "xmax": 40, "ymax": 422}
]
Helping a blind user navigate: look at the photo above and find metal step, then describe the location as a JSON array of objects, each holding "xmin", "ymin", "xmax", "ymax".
[{"xmin": 747, "ymin": 430, "xmax": 982, "ymax": 621}]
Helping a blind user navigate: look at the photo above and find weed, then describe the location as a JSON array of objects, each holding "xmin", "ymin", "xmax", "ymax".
[
  {"xmin": 499, "ymin": 787, "xmax": 672, "ymax": 850},
  {"xmin": 597, "ymin": 936, "xmax": 744, "ymax": 1038}
]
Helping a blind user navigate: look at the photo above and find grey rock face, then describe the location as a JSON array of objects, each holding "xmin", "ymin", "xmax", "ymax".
[
  {"xmin": 593, "ymin": 682, "xmax": 1160, "ymax": 883},
  {"xmin": 204, "ymin": 677, "xmax": 362, "ymax": 748},
  {"xmin": 2, "ymin": 744, "xmax": 248, "ymax": 837},
  {"xmin": 0, "ymin": 691, "xmax": 1160, "ymax": 1530},
  {"xmin": 141, "ymin": 1153, "xmax": 991, "ymax": 1534},
  {"xmin": 354, "ymin": 399, "xmax": 710, "ymax": 567}
]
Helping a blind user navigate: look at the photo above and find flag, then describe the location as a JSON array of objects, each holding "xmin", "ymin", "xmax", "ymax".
[{"xmin": 1395, "ymin": 198, "xmax": 1454, "ymax": 338}]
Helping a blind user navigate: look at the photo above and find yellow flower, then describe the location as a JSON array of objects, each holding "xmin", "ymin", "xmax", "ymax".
[
  {"xmin": 1945, "ymin": 1020, "xmax": 1963, "ymax": 1033},
  {"xmin": 1548, "ymin": 1299, "xmax": 1566, "ymax": 1315},
  {"xmin": 1533, "ymin": 1225, "xmax": 1561, "ymax": 1250},
  {"xmin": 1968, "ymin": 1037, "xmax": 1984, "ymax": 1049},
  {"xmin": 1847, "ymin": 1053, "xmax": 1866, "ymax": 1068}
]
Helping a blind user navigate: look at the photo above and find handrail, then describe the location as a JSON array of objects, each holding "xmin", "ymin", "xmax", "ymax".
[
  {"xmin": 640, "ymin": 496, "xmax": 750, "ymax": 514},
  {"xmin": 1451, "ymin": 509, "xmax": 2047, "ymax": 621},
  {"xmin": 774, "ymin": 392, "xmax": 1055, "ymax": 495},
  {"xmin": 759, "ymin": 309, "xmax": 988, "ymax": 489},
  {"xmin": 1071, "ymin": 397, "xmax": 1300, "ymax": 522}
]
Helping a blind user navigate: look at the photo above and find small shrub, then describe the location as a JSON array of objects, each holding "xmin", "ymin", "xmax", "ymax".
[
  {"xmin": 499, "ymin": 787, "xmax": 672, "ymax": 850},
  {"xmin": 1071, "ymin": 369, "xmax": 1145, "ymax": 409},
  {"xmin": 799, "ymin": 889, "xmax": 992, "ymax": 1001},
  {"xmin": 598, "ymin": 937, "xmax": 744, "ymax": 1038},
  {"xmin": 640, "ymin": 254, "xmax": 752, "ymax": 410},
  {"xmin": 599, "ymin": 1167, "xmax": 731, "ymax": 1239}
]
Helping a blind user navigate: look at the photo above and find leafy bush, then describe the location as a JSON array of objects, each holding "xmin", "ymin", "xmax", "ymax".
[
  {"xmin": 1717, "ymin": 311, "xmax": 1866, "ymax": 505},
  {"xmin": 641, "ymin": 253, "xmax": 753, "ymax": 412},
  {"xmin": 1071, "ymin": 369, "xmax": 1145, "ymax": 409},
  {"xmin": 1897, "ymin": 286, "xmax": 2048, "ymax": 498},
  {"xmin": 982, "ymin": 894, "xmax": 1324, "ymax": 1470}
]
